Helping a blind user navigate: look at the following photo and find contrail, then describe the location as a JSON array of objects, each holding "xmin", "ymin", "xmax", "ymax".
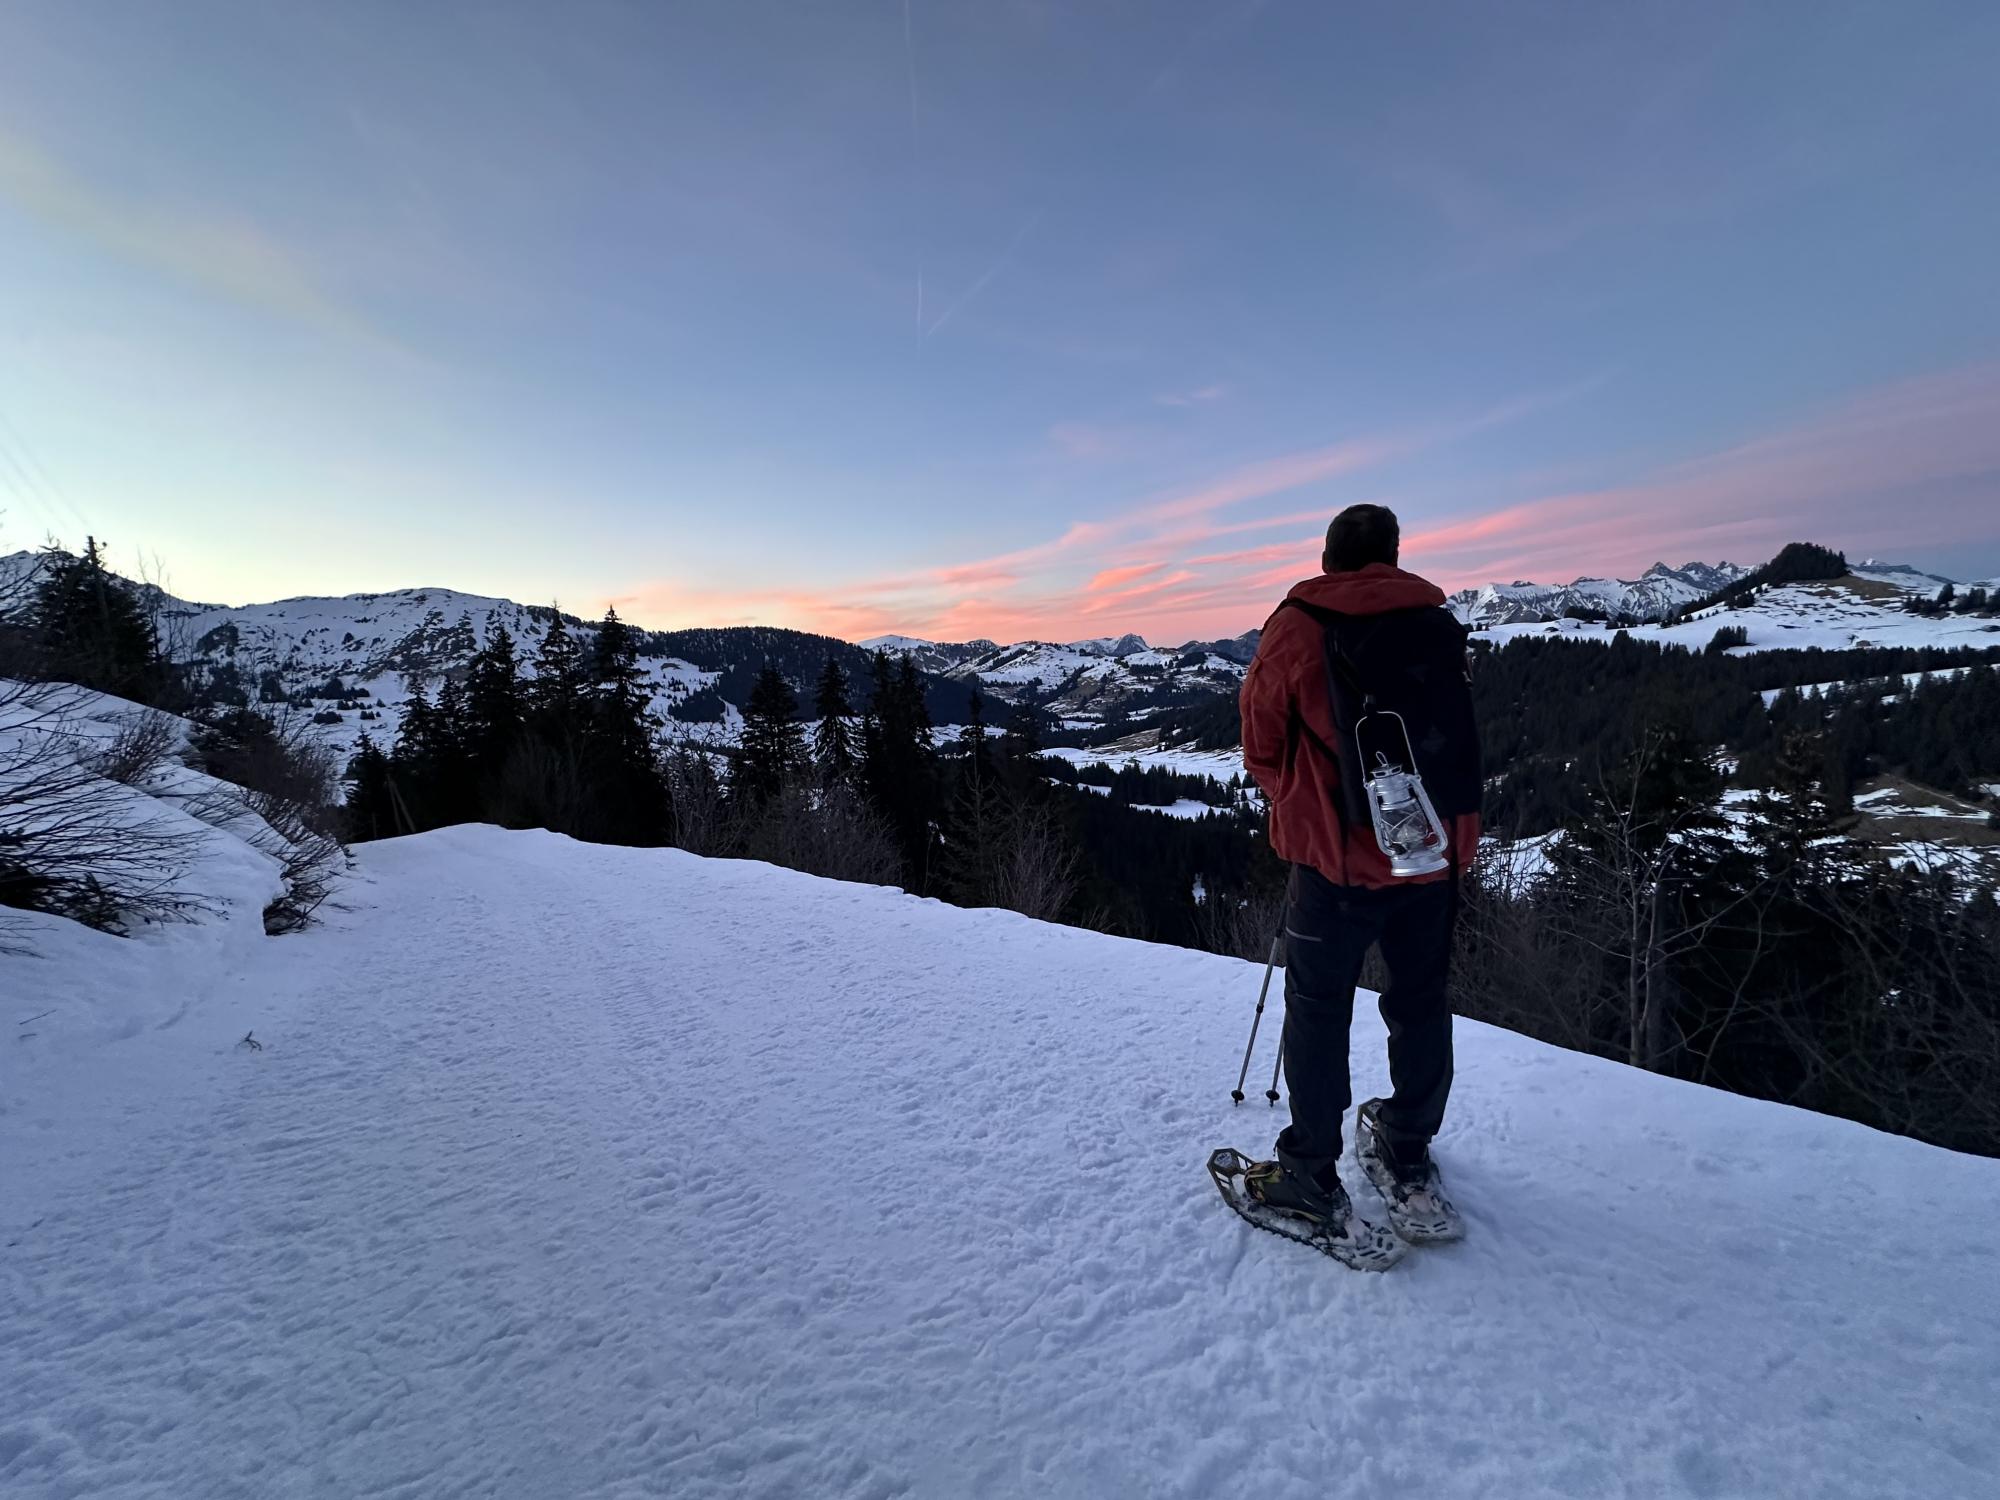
[
  {"xmin": 923, "ymin": 0, "xmax": 1268, "ymax": 342},
  {"xmin": 924, "ymin": 206, "xmax": 1046, "ymax": 339},
  {"xmin": 902, "ymin": 0, "xmax": 923, "ymax": 335}
]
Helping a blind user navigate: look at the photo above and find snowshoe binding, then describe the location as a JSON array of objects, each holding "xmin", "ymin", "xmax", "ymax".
[
  {"xmin": 1354, "ymin": 1099, "xmax": 1464, "ymax": 1244},
  {"xmin": 1207, "ymin": 1148, "xmax": 1405, "ymax": 1272}
]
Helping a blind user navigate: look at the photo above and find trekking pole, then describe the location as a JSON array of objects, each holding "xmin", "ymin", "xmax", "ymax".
[
  {"xmin": 1231, "ymin": 912, "xmax": 1288, "ymax": 1104},
  {"xmin": 1266, "ymin": 1031, "xmax": 1284, "ymax": 1107}
]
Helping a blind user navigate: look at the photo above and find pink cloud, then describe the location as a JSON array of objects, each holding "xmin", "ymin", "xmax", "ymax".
[
  {"xmin": 1085, "ymin": 562, "xmax": 1166, "ymax": 592},
  {"xmin": 1403, "ymin": 365, "xmax": 2000, "ymax": 591},
  {"xmin": 611, "ymin": 367, "xmax": 1997, "ymax": 646}
]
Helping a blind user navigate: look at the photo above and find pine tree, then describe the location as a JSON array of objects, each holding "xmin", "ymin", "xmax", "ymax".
[
  {"xmin": 861, "ymin": 650, "xmax": 940, "ymax": 890},
  {"xmin": 581, "ymin": 607, "xmax": 672, "ymax": 844},
  {"xmin": 734, "ymin": 664, "xmax": 804, "ymax": 806},
  {"xmin": 939, "ymin": 687, "xmax": 1006, "ymax": 905},
  {"xmin": 811, "ymin": 656, "xmax": 857, "ymax": 786},
  {"xmin": 429, "ymin": 674, "xmax": 476, "ymax": 825},
  {"xmin": 343, "ymin": 733, "xmax": 398, "ymax": 842},
  {"xmin": 528, "ymin": 611, "xmax": 588, "ymax": 737},
  {"xmin": 465, "ymin": 624, "xmax": 524, "ymax": 777},
  {"xmin": 30, "ymin": 540, "xmax": 164, "ymax": 700}
]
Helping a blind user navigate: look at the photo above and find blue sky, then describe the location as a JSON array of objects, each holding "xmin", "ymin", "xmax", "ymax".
[{"xmin": 1, "ymin": 0, "xmax": 1996, "ymax": 641}]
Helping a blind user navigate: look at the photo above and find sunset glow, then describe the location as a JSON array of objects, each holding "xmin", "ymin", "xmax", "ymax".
[{"xmin": 0, "ymin": 2, "xmax": 1994, "ymax": 642}]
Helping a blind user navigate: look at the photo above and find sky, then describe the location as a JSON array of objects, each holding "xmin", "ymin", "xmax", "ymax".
[{"xmin": 1, "ymin": 0, "xmax": 1997, "ymax": 645}]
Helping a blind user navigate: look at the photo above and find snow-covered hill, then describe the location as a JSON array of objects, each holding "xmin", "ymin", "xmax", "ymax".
[
  {"xmin": 861, "ymin": 629, "xmax": 1261, "ymax": 717},
  {"xmin": 1477, "ymin": 571, "xmax": 2000, "ymax": 655},
  {"xmin": 3, "ymin": 825, "xmax": 1993, "ymax": 1496},
  {"xmin": 1448, "ymin": 560, "xmax": 1751, "ymax": 628}
]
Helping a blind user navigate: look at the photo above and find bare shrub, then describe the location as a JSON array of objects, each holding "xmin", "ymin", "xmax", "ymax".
[
  {"xmin": 1193, "ymin": 881, "xmax": 1287, "ymax": 962},
  {"xmin": 184, "ymin": 707, "xmax": 346, "ymax": 933},
  {"xmin": 491, "ymin": 738, "xmax": 593, "ymax": 837},
  {"xmin": 91, "ymin": 708, "xmax": 179, "ymax": 787},
  {"xmin": 663, "ymin": 742, "xmax": 739, "ymax": 857},
  {"xmin": 0, "ymin": 680, "xmax": 201, "ymax": 931},
  {"xmin": 989, "ymin": 804, "xmax": 1079, "ymax": 923},
  {"xmin": 743, "ymin": 784, "xmax": 901, "ymax": 886}
]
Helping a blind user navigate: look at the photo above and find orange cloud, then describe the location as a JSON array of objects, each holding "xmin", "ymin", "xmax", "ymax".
[{"xmin": 610, "ymin": 368, "xmax": 1997, "ymax": 647}]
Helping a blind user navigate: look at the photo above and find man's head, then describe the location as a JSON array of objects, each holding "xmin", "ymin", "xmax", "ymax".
[{"xmin": 1323, "ymin": 504, "xmax": 1400, "ymax": 573}]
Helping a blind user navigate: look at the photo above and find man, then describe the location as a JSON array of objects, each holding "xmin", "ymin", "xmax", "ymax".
[{"xmin": 1237, "ymin": 503, "xmax": 1480, "ymax": 1246}]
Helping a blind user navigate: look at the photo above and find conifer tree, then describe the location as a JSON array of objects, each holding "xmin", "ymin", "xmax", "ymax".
[
  {"xmin": 811, "ymin": 656, "xmax": 857, "ymax": 786},
  {"xmin": 860, "ymin": 650, "xmax": 940, "ymax": 890},
  {"xmin": 528, "ymin": 611, "xmax": 588, "ymax": 737},
  {"xmin": 939, "ymin": 687, "xmax": 1006, "ymax": 905},
  {"xmin": 30, "ymin": 540, "xmax": 164, "ymax": 700},
  {"xmin": 465, "ymin": 625, "xmax": 524, "ymax": 776},
  {"xmin": 343, "ymin": 733, "xmax": 398, "ymax": 842},
  {"xmin": 581, "ymin": 607, "xmax": 673, "ymax": 844},
  {"xmin": 734, "ymin": 665, "xmax": 804, "ymax": 806},
  {"xmin": 429, "ymin": 674, "xmax": 477, "ymax": 825}
]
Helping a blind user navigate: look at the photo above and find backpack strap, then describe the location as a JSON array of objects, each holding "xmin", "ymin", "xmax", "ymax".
[
  {"xmin": 1272, "ymin": 598, "xmax": 1363, "ymax": 830},
  {"xmin": 1277, "ymin": 597, "xmax": 1373, "ymax": 708}
]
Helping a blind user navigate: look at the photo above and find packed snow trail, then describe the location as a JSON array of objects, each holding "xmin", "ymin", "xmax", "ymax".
[{"xmin": 4, "ymin": 827, "xmax": 1998, "ymax": 1498}]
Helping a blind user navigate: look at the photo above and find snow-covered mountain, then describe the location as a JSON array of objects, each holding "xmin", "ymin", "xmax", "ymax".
[
  {"xmin": 5, "ymin": 811, "xmax": 1995, "ymax": 1495},
  {"xmin": 7, "ymin": 547, "xmax": 1987, "ymax": 767},
  {"xmin": 861, "ymin": 629, "xmax": 1262, "ymax": 717},
  {"xmin": 1448, "ymin": 560, "xmax": 1752, "ymax": 628}
]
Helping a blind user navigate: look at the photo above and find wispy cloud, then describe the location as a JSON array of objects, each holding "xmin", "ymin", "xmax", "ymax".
[
  {"xmin": 1405, "ymin": 364, "xmax": 2000, "ymax": 589},
  {"xmin": 616, "ymin": 376, "xmax": 1610, "ymax": 641},
  {"xmin": 1155, "ymin": 384, "xmax": 1227, "ymax": 408},
  {"xmin": 1086, "ymin": 562, "xmax": 1166, "ymax": 592},
  {"xmin": 0, "ymin": 130, "xmax": 378, "ymax": 343}
]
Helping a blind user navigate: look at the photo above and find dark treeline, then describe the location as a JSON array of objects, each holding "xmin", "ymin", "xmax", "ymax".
[
  {"xmin": 1055, "ymin": 759, "xmax": 1238, "ymax": 808},
  {"xmin": 642, "ymin": 624, "xmax": 981, "ymax": 725},
  {"xmin": 344, "ymin": 610, "xmax": 672, "ymax": 847},
  {"xmin": 1454, "ymin": 726, "xmax": 1999, "ymax": 1157},
  {"xmin": 1903, "ymin": 581, "xmax": 1999, "ymax": 619},
  {"xmin": 1157, "ymin": 632, "xmax": 2000, "ymax": 835},
  {"xmin": 1477, "ymin": 635, "xmax": 2000, "ymax": 834}
]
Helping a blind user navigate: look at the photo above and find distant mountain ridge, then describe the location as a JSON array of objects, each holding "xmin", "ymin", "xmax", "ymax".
[
  {"xmin": 1447, "ymin": 561, "xmax": 1754, "ymax": 628},
  {"xmin": 2, "ymin": 546, "xmax": 1980, "ymax": 765}
]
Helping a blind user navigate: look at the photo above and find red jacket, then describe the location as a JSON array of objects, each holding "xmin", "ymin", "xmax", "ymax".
[{"xmin": 1240, "ymin": 564, "xmax": 1481, "ymax": 889}]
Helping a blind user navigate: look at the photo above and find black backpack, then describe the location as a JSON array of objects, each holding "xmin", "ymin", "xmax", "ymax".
[{"xmin": 1278, "ymin": 599, "xmax": 1483, "ymax": 829}]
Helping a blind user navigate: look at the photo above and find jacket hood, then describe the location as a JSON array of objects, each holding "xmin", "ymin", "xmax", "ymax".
[{"xmin": 1285, "ymin": 563, "xmax": 1447, "ymax": 617}]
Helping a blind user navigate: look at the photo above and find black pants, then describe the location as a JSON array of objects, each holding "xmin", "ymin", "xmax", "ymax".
[{"xmin": 1276, "ymin": 864, "xmax": 1455, "ymax": 1189}]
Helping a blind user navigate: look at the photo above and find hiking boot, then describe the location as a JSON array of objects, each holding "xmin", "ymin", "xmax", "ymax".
[
  {"xmin": 1243, "ymin": 1155, "xmax": 1354, "ymax": 1236},
  {"xmin": 1355, "ymin": 1098, "xmax": 1465, "ymax": 1243}
]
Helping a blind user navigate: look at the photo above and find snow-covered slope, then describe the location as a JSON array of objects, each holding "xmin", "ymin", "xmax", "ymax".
[
  {"xmin": 1449, "ymin": 561, "xmax": 1751, "ymax": 627},
  {"xmin": 4, "ymin": 828, "xmax": 1994, "ymax": 1497},
  {"xmin": 1478, "ymin": 573, "xmax": 2000, "ymax": 655},
  {"xmin": 863, "ymin": 631, "xmax": 1258, "ymax": 719}
]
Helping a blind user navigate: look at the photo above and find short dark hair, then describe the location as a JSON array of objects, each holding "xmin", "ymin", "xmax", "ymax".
[{"xmin": 1324, "ymin": 504, "xmax": 1399, "ymax": 572}]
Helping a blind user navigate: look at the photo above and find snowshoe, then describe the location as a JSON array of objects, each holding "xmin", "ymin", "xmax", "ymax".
[
  {"xmin": 1207, "ymin": 1148, "xmax": 1406, "ymax": 1272},
  {"xmin": 1354, "ymin": 1099, "xmax": 1464, "ymax": 1244}
]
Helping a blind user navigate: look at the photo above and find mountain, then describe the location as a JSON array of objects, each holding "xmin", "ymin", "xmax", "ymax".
[
  {"xmin": 7, "ymin": 813, "xmax": 1994, "ymax": 1495},
  {"xmin": 1448, "ymin": 560, "xmax": 1754, "ymax": 628},
  {"xmin": 862, "ymin": 628, "xmax": 1262, "ymax": 720},
  {"xmin": 6, "ymin": 546, "xmax": 1987, "ymax": 770},
  {"xmin": 0, "ymin": 553, "xmax": 980, "ymax": 763}
]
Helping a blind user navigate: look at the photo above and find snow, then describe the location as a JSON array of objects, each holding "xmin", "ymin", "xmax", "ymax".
[
  {"xmin": 1477, "ymin": 578, "xmax": 2000, "ymax": 657},
  {"xmin": 5, "ymin": 827, "xmax": 1999, "ymax": 1497},
  {"xmin": 1042, "ymin": 742, "xmax": 1245, "ymax": 784},
  {"xmin": 1758, "ymin": 662, "xmax": 1999, "ymax": 708},
  {"xmin": 1479, "ymin": 831, "xmax": 1562, "ymax": 888},
  {"xmin": 1130, "ymin": 798, "xmax": 1224, "ymax": 820}
]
